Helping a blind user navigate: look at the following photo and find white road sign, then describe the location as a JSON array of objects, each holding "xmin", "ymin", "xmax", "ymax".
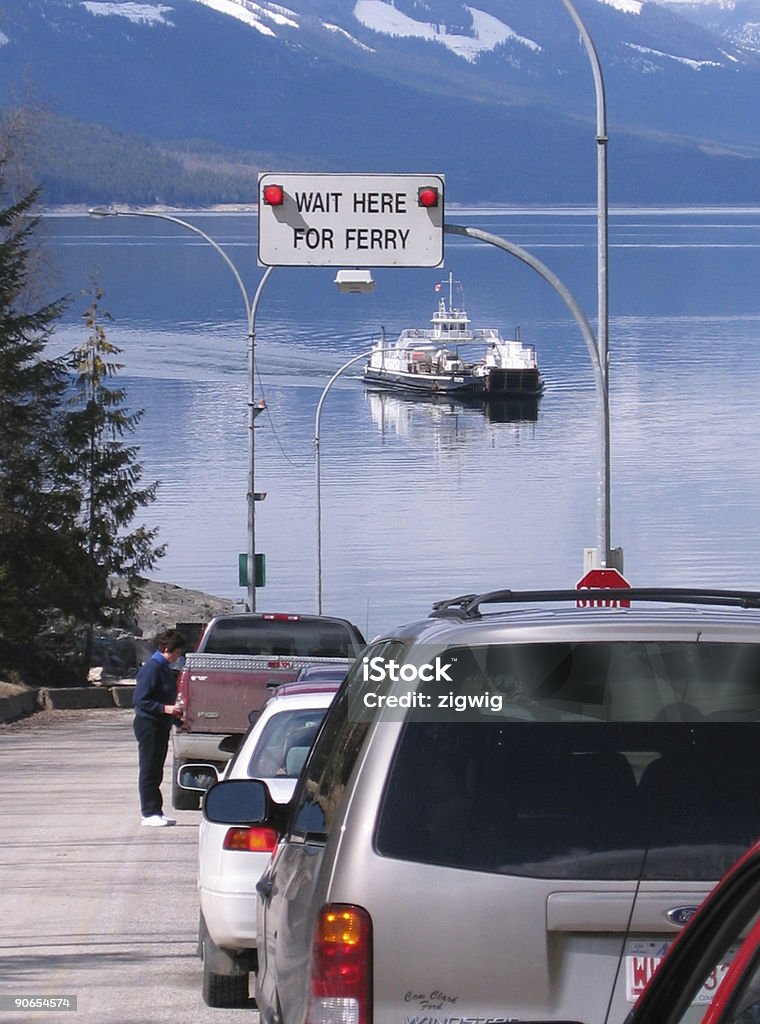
[{"xmin": 257, "ymin": 173, "xmax": 445, "ymax": 268}]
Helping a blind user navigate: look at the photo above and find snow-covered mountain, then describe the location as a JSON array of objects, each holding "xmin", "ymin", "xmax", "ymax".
[
  {"xmin": 2, "ymin": 0, "xmax": 760, "ymax": 204},
  {"xmin": 656, "ymin": 0, "xmax": 760, "ymax": 50}
]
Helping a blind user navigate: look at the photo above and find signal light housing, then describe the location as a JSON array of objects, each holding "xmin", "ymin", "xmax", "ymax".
[
  {"xmin": 309, "ymin": 904, "xmax": 372, "ymax": 1024},
  {"xmin": 262, "ymin": 183, "xmax": 285, "ymax": 206},
  {"xmin": 417, "ymin": 186, "xmax": 439, "ymax": 208},
  {"xmin": 222, "ymin": 826, "xmax": 279, "ymax": 853}
]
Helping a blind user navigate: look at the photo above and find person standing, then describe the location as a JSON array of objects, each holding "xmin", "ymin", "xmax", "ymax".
[{"xmin": 133, "ymin": 628, "xmax": 188, "ymax": 827}]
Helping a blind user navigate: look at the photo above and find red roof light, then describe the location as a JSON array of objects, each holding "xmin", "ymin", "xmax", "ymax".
[
  {"xmin": 417, "ymin": 186, "xmax": 439, "ymax": 208},
  {"xmin": 263, "ymin": 184, "xmax": 285, "ymax": 206}
]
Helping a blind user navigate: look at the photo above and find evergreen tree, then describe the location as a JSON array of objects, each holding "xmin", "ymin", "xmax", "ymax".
[
  {"xmin": 0, "ymin": 167, "xmax": 74, "ymax": 645},
  {"xmin": 62, "ymin": 284, "xmax": 165, "ymax": 669}
]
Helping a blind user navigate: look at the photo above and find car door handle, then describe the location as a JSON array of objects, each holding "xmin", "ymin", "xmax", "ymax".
[{"xmin": 257, "ymin": 876, "xmax": 274, "ymax": 900}]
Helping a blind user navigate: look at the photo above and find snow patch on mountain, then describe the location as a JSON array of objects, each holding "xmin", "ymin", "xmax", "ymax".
[
  {"xmin": 191, "ymin": 0, "xmax": 298, "ymax": 35},
  {"xmin": 353, "ymin": 1, "xmax": 540, "ymax": 62},
  {"xmin": 599, "ymin": 0, "xmax": 643, "ymax": 13},
  {"xmin": 627, "ymin": 41, "xmax": 723, "ymax": 67},
  {"xmin": 324, "ymin": 22, "xmax": 375, "ymax": 52},
  {"xmin": 81, "ymin": 2, "xmax": 174, "ymax": 25},
  {"xmin": 731, "ymin": 22, "xmax": 760, "ymax": 49}
]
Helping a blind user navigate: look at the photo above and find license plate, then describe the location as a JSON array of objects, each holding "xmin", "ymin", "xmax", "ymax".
[{"xmin": 625, "ymin": 943, "xmax": 735, "ymax": 1004}]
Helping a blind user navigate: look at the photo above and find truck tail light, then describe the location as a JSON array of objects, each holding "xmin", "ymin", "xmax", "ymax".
[
  {"xmin": 308, "ymin": 905, "xmax": 372, "ymax": 1024},
  {"xmin": 222, "ymin": 826, "xmax": 279, "ymax": 853}
]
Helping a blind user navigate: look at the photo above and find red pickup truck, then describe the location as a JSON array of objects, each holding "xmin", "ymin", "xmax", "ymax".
[{"xmin": 171, "ymin": 611, "xmax": 365, "ymax": 809}]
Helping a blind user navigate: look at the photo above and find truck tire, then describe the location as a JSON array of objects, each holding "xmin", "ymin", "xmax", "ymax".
[{"xmin": 171, "ymin": 755, "xmax": 202, "ymax": 810}]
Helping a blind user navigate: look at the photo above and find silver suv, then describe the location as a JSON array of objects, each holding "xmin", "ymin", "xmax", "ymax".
[{"xmin": 204, "ymin": 588, "xmax": 760, "ymax": 1024}]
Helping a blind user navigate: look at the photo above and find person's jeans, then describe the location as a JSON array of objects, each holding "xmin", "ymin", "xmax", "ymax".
[{"xmin": 133, "ymin": 714, "xmax": 172, "ymax": 816}]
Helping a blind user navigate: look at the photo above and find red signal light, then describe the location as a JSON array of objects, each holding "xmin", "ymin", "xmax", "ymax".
[
  {"xmin": 222, "ymin": 826, "xmax": 279, "ymax": 853},
  {"xmin": 417, "ymin": 186, "xmax": 439, "ymax": 208},
  {"xmin": 263, "ymin": 184, "xmax": 285, "ymax": 206}
]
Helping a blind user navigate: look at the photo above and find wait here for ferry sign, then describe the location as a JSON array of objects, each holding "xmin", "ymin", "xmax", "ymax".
[{"xmin": 257, "ymin": 173, "xmax": 445, "ymax": 267}]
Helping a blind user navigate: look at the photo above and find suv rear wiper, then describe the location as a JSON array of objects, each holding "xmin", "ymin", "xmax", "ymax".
[{"xmin": 431, "ymin": 587, "xmax": 760, "ymax": 619}]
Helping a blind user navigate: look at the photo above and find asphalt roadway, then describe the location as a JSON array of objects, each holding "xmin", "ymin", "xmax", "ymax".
[{"xmin": 0, "ymin": 708, "xmax": 259, "ymax": 1024}]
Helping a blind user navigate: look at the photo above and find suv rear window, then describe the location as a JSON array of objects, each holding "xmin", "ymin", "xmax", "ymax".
[
  {"xmin": 203, "ymin": 618, "xmax": 358, "ymax": 658},
  {"xmin": 375, "ymin": 641, "xmax": 760, "ymax": 881}
]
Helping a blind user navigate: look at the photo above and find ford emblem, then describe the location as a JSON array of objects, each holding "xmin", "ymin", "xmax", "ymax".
[{"xmin": 667, "ymin": 906, "xmax": 699, "ymax": 927}]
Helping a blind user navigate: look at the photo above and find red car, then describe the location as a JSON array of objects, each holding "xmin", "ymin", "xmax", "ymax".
[{"xmin": 629, "ymin": 839, "xmax": 760, "ymax": 1024}]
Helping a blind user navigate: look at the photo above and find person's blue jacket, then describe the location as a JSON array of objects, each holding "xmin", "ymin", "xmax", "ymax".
[{"xmin": 134, "ymin": 650, "xmax": 177, "ymax": 722}]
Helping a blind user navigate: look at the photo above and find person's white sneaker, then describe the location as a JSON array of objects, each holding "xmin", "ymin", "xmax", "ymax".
[{"xmin": 141, "ymin": 814, "xmax": 176, "ymax": 827}]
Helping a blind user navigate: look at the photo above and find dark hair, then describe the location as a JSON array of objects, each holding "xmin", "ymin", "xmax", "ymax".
[{"xmin": 156, "ymin": 628, "xmax": 188, "ymax": 654}]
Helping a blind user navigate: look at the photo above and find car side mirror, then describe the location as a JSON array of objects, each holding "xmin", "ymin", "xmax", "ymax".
[
  {"xmin": 177, "ymin": 763, "xmax": 219, "ymax": 792},
  {"xmin": 203, "ymin": 778, "xmax": 271, "ymax": 826}
]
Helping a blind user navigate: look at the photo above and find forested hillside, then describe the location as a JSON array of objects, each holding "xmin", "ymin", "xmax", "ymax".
[{"xmin": 29, "ymin": 113, "xmax": 273, "ymax": 207}]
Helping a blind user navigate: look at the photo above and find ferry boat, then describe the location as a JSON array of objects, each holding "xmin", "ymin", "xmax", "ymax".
[{"xmin": 363, "ymin": 275, "xmax": 543, "ymax": 398}]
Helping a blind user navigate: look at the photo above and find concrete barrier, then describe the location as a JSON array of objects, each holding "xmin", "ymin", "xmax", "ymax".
[
  {"xmin": 0, "ymin": 683, "xmax": 137, "ymax": 724},
  {"xmin": 0, "ymin": 690, "xmax": 39, "ymax": 723},
  {"xmin": 38, "ymin": 687, "xmax": 116, "ymax": 711},
  {"xmin": 110, "ymin": 685, "xmax": 135, "ymax": 708}
]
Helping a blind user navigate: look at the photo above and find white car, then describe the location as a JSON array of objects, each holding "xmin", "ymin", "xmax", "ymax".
[{"xmin": 178, "ymin": 681, "xmax": 340, "ymax": 1008}]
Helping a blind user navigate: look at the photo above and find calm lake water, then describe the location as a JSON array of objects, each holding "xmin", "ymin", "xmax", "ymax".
[{"xmin": 42, "ymin": 207, "xmax": 760, "ymax": 637}]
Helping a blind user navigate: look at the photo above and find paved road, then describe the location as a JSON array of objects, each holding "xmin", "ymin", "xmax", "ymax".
[{"xmin": 0, "ymin": 708, "xmax": 259, "ymax": 1024}]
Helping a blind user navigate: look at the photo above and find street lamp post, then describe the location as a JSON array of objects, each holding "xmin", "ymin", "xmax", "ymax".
[
  {"xmin": 558, "ymin": 0, "xmax": 613, "ymax": 568},
  {"xmin": 245, "ymin": 265, "xmax": 274, "ymax": 612},
  {"xmin": 314, "ymin": 212, "xmax": 604, "ymax": 610},
  {"xmin": 88, "ymin": 207, "xmax": 269, "ymax": 610},
  {"xmin": 445, "ymin": 223, "xmax": 608, "ymax": 563},
  {"xmin": 314, "ymin": 348, "xmax": 392, "ymax": 615}
]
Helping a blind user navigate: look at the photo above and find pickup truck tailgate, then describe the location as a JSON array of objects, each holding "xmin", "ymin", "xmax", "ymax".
[{"xmin": 179, "ymin": 653, "xmax": 350, "ymax": 735}]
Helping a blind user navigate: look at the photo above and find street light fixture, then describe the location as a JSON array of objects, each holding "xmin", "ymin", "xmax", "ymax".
[
  {"xmin": 334, "ymin": 270, "xmax": 375, "ymax": 294},
  {"xmin": 88, "ymin": 206, "xmax": 269, "ymax": 610}
]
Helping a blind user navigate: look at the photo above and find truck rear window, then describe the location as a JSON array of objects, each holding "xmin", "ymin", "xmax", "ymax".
[
  {"xmin": 202, "ymin": 618, "xmax": 358, "ymax": 659},
  {"xmin": 375, "ymin": 641, "xmax": 760, "ymax": 881}
]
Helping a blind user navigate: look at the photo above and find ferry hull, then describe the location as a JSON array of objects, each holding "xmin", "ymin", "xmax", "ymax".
[
  {"xmin": 364, "ymin": 365, "xmax": 544, "ymax": 399},
  {"xmin": 478, "ymin": 367, "xmax": 544, "ymax": 399},
  {"xmin": 363, "ymin": 366, "xmax": 479, "ymax": 394}
]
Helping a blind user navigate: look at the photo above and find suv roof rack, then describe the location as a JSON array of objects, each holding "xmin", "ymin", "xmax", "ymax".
[{"xmin": 430, "ymin": 587, "xmax": 760, "ymax": 620}]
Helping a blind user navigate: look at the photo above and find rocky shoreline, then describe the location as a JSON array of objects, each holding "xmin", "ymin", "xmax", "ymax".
[
  {"xmin": 91, "ymin": 578, "xmax": 242, "ymax": 680},
  {"xmin": 0, "ymin": 579, "xmax": 242, "ymax": 721},
  {"xmin": 127, "ymin": 578, "xmax": 240, "ymax": 642}
]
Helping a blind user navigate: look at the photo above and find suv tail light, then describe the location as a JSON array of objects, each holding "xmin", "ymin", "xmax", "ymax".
[
  {"xmin": 308, "ymin": 904, "xmax": 372, "ymax": 1024},
  {"xmin": 222, "ymin": 826, "xmax": 278, "ymax": 853}
]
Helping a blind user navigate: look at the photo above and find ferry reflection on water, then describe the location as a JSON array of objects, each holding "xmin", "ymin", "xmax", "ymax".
[{"xmin": 363, "ymin": 388, "xmax": 539, "ymax": 448}]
